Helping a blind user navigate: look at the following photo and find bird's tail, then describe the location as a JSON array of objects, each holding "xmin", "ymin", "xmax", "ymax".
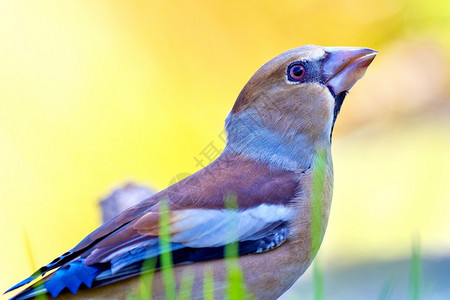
[{"xmin": 6, "ymin": 259, "xmax": 103, "ymax": 300}]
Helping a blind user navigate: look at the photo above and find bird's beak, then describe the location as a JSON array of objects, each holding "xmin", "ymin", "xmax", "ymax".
[{"xmin": 323, "ymin": 47, "xmax": 377, "ymax": 95}]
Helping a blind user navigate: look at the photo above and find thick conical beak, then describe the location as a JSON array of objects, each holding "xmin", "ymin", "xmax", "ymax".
[{"xmin": 323, "ymin": 47, "xmax": 377, "ymax": 95}]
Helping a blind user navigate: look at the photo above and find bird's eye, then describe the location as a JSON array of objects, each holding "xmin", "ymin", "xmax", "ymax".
[{"xmin": 287, "ymin": 63, "xmax": 306, "ymax": 82}]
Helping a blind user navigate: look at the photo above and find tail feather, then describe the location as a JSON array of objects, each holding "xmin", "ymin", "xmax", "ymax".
[
  {"xmin": 8, "ymin": 259, "xmax": 103, "ymax": 300},
  {"xmin": 4, "ymin": 250, "xmax": 76, "ymax": 295}
]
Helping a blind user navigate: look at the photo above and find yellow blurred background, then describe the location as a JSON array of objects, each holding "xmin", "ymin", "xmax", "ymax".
[{"xmin": 1, "ymin": 0, "xmax": 449, "ymax": 298}]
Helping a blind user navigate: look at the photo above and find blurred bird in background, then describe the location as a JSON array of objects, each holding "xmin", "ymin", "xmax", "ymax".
[
  {"xmin": 5, "ymin": 45, "xmax": 376, "ymax": 299},
  {"xmin": 100, "ymin": 183, "xmax": 155, "ymax": 224}
]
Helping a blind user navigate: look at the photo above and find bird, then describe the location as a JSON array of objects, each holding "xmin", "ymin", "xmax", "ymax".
[{"xmin": 5, "ymin": 45, "xmax": 377, "ymax": 299}]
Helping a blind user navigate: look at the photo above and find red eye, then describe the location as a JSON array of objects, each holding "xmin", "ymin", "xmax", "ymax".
[{"xmin": 288, "ymin": 64, "xmax": 306, "ymax": 81}]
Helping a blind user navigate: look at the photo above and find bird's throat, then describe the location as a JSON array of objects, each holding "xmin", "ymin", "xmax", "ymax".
[{"xmin": 224, "ymin": 110, "xmax": 317, "ymax": 171}]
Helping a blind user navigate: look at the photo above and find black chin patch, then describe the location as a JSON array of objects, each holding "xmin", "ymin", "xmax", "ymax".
[
  {"xmin": 333, "ymin": 91, "xmax": 348, "ymax": 124},
  {"xmin": 328, "ymin": 88, "xmax": 348, "ymax": 140}
]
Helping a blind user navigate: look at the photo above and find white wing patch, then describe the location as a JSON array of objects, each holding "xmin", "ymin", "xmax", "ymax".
[{"xmin": 171, "ymin": 204, "xmax": 294, "ymax": 247}]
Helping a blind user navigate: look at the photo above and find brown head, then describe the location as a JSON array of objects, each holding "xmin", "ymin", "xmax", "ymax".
[{"xmin": 225, "ymin": 45, "xmax": 377, "ymax": 170}]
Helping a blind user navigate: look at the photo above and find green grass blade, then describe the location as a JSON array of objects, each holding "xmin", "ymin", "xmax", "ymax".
[
  {"xmin": 23, "ymin": 231, "xmax": 48, "ymax": 300},
  {"xmin": 177, "ymin": 269, "xmax": 194, "ymax": 300},
  {"xmin": 159, "ymin": 199, "xmax": 176, "ymax": 300},
  {"xmin": 138, "ymin": 258, "xmax": 157, "ymax": 300},
  {"xmin": 225, "ymin": 254, "xmax": 245, "ymax": 299},
  {"xmin": 35, "ymin": 289, "xmax": 48, "ymax": 300},
  {"xmin": 311, "ymin": 149, "xmax": 327, "ymax": 257},
  {"xmin": 313, "ymin": 260, "xmax": 324, "ymax": 300},
  {"xmin": 223, "ymin": 195, "xmax": 254, "ymax": 299},
  {"xmin": 378, "ymin": 278, "xmax": 394, "ymax": 300},
  {"xmin": 203, "ymin": 267, "xmax": 214, "ymax": 300},
  {"xmin": 23, "ymin": 231, "xmax": 36, "ymax": 271},
  {"xmin": 409, "ymin": 236, "xmax": 421, "ymax": 300},
  {"xmin": 125, "ymin": 293, "xmax": 139, "ymax": 300}
]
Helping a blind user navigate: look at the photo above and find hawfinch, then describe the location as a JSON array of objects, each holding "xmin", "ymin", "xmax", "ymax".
[{"xmin": 6, "ymin": 45, "xmax": 377, "ymax": 299}]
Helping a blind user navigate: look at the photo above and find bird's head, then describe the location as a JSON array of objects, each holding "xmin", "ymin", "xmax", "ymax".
[{"xmin": 225, "ymin": 45, "xmax": 377, "ymax": 170}]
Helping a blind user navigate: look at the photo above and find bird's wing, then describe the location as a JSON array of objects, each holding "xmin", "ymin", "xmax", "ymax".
[{"xmin": 7, "ymin": 153, "xmax": 301, "ymax": 299}]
